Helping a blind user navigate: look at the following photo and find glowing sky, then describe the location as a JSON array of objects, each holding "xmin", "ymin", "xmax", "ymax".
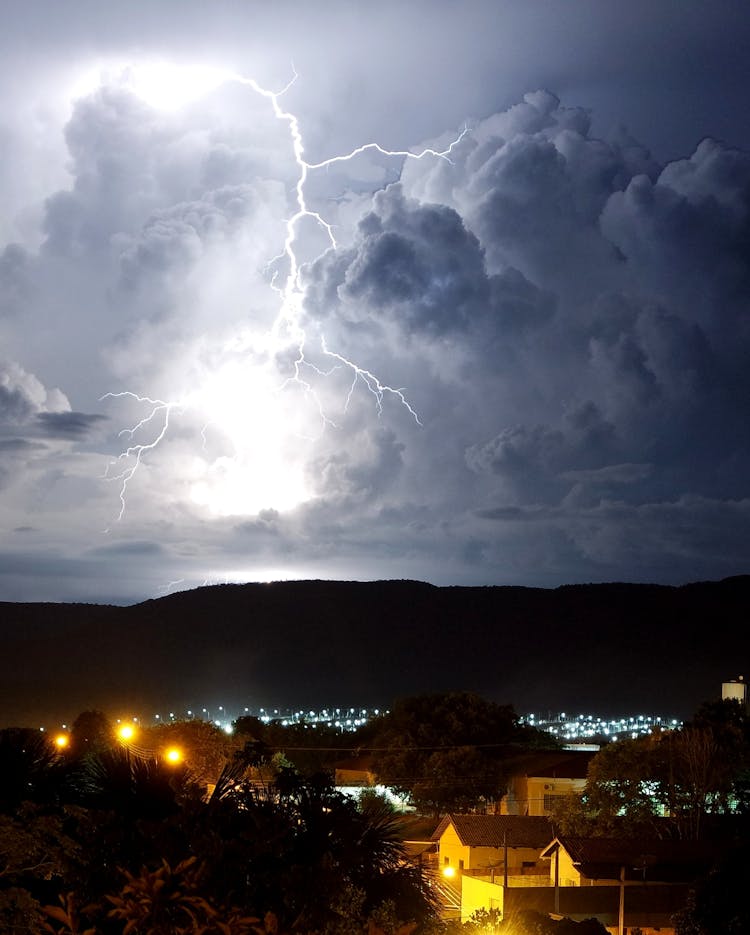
[{"xmin": 1, "ymin": 0, "xmax": 749, "ymax": 602}]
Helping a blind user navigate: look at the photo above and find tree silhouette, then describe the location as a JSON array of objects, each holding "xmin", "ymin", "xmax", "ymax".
[
  {"xmin": 69, "ymin": 710, "xmax": 113, "ymax": 758},
  {"xmin": 0, "ymin": 727, "xmax": 64, "ymax": 812}
]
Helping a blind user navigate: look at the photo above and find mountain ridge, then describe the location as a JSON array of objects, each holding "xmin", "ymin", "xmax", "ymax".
[{"xmin": 1, "ymin": 575, "xmax": 747, "ymax": 727}]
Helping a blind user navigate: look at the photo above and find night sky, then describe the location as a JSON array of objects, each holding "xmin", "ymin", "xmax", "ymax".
[{"xmin": 1, "ymin": 1, "xmax": 749, "ymax": 604}]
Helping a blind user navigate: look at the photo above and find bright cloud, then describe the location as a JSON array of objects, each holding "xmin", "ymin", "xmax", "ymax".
[{"xmin": 0, "ymin": 2, "xmax": 749, "ymax": 602}]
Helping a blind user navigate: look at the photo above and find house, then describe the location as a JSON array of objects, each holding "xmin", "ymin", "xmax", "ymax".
[
  {"xmin": 499, "ymin": 750, "xmax": 594, "ymax": 816},
  {"xmin": 432, "ymin": 814, "xmax": 552, "ymax": 875},
  {"xmin": 333, "ymin": 753, "xmax": 376, "ymax": 787},
  {"xmin": 539, "ymin": 835, "xmax": 718, "ymax": 888},
  {"xmin": 460, "ymin": 834, "xmax": 718, "ymax": 934}
]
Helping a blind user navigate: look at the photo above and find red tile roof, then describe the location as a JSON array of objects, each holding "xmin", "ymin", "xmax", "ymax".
[{"xmin": 432, "ymin": 814, "xmax": 553, "ymax": 848}]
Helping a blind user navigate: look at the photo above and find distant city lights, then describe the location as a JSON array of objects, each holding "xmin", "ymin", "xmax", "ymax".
[
  {"xmin": 520, "ymin": 711, "xmax": 682, "ymax": 743},
  {"xmin": 41, "ymin": 704, "xmax": 681, "ymax": 743}
]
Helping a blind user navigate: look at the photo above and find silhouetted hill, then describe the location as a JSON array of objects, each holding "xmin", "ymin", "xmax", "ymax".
[{"xmin": 1, "ymin": 576, "xmax": 748, "ymax": 726}]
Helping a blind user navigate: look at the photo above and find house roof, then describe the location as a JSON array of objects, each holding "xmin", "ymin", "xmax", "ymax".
[
  {"xmin": 333, "ymin": 754, "xmax": 374, "ymax": 772},
  {"xmin": 512, "ymin": 750, "xmax": 595, "ymax": 780},
  {"xmin": 432, "ymin": 814, "xmax": 553, "ymax": 848},
  {"xmin": 540, "ymin": 835, "xmax": 720, "ymax": 882}
]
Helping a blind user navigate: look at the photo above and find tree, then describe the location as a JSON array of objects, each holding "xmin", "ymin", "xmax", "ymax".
[
  {"xmin": 69, "ymin": 710, "xmax": 113, "ymax": 758},
  {"xmin": 0, "ymin": 806, "xmax": 81, "ymax": 935},
  {"xmin": 4, "ymin": 735, "xmax": 437, "ymax": 935},
  {"xmin": 579, "ymin": 732, "xmax": 670, "ymax": 838},
  {"xmin": 104, "ymin": 858, "xmax": 265, "ymax": 935},
  {"xmin": 0, "ymin": 727, "xmax": 64, "ymax": 812},
  {"xmin": 140, "ymin": 719, "xmax": 236, "ymax": 788},
  {"xmin": 554, "ymin": 700, "xmax": 750, "ymax": 841},
  {"xmin": 234, "ymin": 715, "xmax": 354, "ymax": 776},
  {"xmin": 368, "ymin": 692, "xmax": 554, "ymax": 814},
  {"xmin": 674, "ymin": 846, "xmax": 750, "ymax": 935}
]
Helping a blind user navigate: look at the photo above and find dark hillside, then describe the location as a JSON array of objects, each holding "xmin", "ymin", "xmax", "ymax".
[{"xmin": 0, "ymin": 576, "xmax": 747, "ymax": 726}]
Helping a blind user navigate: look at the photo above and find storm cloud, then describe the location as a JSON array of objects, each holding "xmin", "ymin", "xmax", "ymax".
[{"xmin": 0, "ymin": 1, "xmax": 748, "ymax": 601}]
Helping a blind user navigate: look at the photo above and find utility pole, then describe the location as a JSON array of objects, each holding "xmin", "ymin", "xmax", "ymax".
[
  {"xmin": 553, "ymin": 843, "xmax": 560, "ymax": 916},
  {"xmin": 503, "ymin": 831, "xmax": 508, "ymax": 889}
]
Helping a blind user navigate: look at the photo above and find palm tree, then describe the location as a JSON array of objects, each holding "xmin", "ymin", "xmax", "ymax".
[{"xmin": 0, "ymin": 727, "xmax": 65, "ymax": 812}]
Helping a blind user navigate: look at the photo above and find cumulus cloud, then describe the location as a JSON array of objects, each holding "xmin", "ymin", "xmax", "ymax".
[
  {"xmin": 296, "ymin": 89, "xmax": 750, "ymax": 583},
  {"xmin": 0, "ymin": 361, "xmax": 71, "ymax": 424},
  {"xmin": 1, "ymin": 50, "xmax": 749, "ymax": 600}
]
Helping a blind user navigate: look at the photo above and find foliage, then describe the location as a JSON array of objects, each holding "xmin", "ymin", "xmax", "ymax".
[
  {"xmin": 579, "ymin": 732, "xmax": 669, "ymax": 838},
  {"xmin": 42, "ymin": 892, "xmax": 99, "ymax": 935},
  {"xmin": 75, "ymin": 746, "xmax": 192, "ymax": 820},
  {"xmin": 367, "ymin": 692, "xmax": 554, "ymax": 814},
  {"xmin": 15, "ymin": 750, "xmax": 437, "ymax": 935},
  {"xmin": 141, "ymin": 719, "xmax": 237, "ymax": 787},
  {"xmin": 439, "ymin": 909, "xmax": 607, "ymax": 935},
  {"xmin": 105, "ymin": 857, "xmax": 265, "ymax": 935},
  {"xmin": 548, "ymin": 792, "xmax": 597, "ymax": 838},
  {"xmin": 69, "ymin": 710, "xmax": 114, "ymax": 757},
  {"xmin": 0, "ymin": 727, "xmax": 65, "ymax": 812},
  {"xmin": 0, "ymin": 886, "xmax": 46, "ymax": 935},
  {"xmin": 673, "ymin": 846, "xmax": 750, "ymax": 935},
  {"xmin": 233, "ymin": 716, "xmax": 353, "ymax": 776},
  {"xmin": 0, "ymin": 805, "xmax": 81, "ymax": 883},
  {"xmin": 461, "ymin": 907, "xmax": 503, "ymax": 933},
  {"xmin": 555, "ymin": 700, "xmax": 750, "ymax": 840}
]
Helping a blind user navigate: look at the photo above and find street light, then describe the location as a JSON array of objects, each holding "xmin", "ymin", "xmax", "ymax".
[
  {"xmin": 117, "ymin": 724, "xmax": 136, "ymax": 743},
  {"xmin": 164, "ymin": 746, "xmax": 183, "ymax": 765},
  {"xmin": 54, "ymin": 733, "xmax": 69, "ymax": 750}
]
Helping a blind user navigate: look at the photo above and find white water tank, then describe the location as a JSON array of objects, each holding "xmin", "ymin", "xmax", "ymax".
[{"xmin": 722, "ymin": 676, "xmax": 747, "ymax": 706}]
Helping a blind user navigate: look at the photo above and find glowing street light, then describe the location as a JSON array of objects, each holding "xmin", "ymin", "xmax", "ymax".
[
  {"xmin": 54, "ymin": 733, "xmax": 69, "ymax": 750},
  {"xmin": 164, "ymin": 747, "xmax": 183, "ymax": 765},
  {"xmin": 118, "ymin": 724, "xmax": 136, "ymax": 743}
]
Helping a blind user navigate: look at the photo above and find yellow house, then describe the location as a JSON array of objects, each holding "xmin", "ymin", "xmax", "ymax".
[
  {"xmin": 499, "ymin": 751, "xmax": 594, "ymax": 816},
  {"xmin": 459, "ymin": 835, "xmax": 716, "ymax": 933},
  {"xmin": 432, "ymin": 814, "xmax": 552, "ymax": 874},
  {"xmin": 539, "ymin": 835, "xmax": 718, "ymax": 888}
]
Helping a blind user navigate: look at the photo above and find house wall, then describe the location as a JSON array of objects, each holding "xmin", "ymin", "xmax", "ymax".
[
  {"xmin": 438, "ymin": 822, "xmax": 471, "ymax": 870},
  {"xmin": 334, "ymin": 767, "xmax": 375, "ymax": 786},
  {"xmin": 553, "ymin": 847, "xmax": 583, "ymax": 886},
  {"xmin": 461, "ymin": 877, "xmax": 503, "ymax": 922},
  {"xmin": 461, "ymin": 880, "xmax": 686, "ymax": 934},
  {"xmin": 501, "ymin": 776, "xmax": 586, "ymax": 816},
  {"xmin": 549, "ymin": 848, "xmax": 667, "ymax": 887}
]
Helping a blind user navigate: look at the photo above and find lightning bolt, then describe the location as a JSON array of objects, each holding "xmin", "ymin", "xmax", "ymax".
[
  {"xmin": 102, "ymin": 391, "xmax": 179, "ymax": 522},
  {"xmin": 104, "ymin": 68, "xmax": 467, "ymax": 520}
]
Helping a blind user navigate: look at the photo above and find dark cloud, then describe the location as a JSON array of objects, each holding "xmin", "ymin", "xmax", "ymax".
[
  {"xmin": 309, "ymin": 427, "xmax": 405, "ymax": 501},
  {"xmin": 600, "ymin": 139, "xmax": 750, "ymax": 331},
  {"xmin": 35, "ymin": 411, "xmax": 107, "ymax": 439},
  {"xmin": 305, "ymin": 184, "xmax": 490, "ymax": 335},
  {"xmin": 90, "ymin": 539, "xmax": 164, "ymax": 556}
]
